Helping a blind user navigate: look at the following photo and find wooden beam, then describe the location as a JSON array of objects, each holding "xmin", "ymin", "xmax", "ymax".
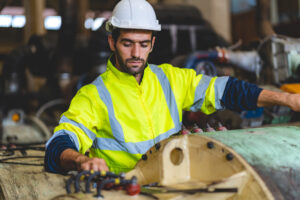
[
  {"xmin": 24, "ymin": 0, "xmax": 46, "ymax": 43},
  {"xmin": 77, "ymin": 0, "xmax": 89, "ymax": 36}
]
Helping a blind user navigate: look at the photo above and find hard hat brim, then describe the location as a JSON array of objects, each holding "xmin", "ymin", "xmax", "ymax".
[{"xmin": 106, "ymin": 21, "xmax": 161, "ymax": 32}]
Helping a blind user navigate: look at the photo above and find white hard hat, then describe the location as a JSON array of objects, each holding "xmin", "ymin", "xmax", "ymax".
[{"xmin": 106, "ymin": 0, "xmax": 161, "ymax": 32}]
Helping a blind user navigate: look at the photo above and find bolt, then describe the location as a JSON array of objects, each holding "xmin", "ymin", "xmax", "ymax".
[
  {"xmin": 142, "ymin": 154, "xmax": 148, "ymax": 161},
  {"xmin": 226, "ymin": 153, "xmax": 234, "ymax": 161},
  {"xmin": 155, "ymin": 143, "xmax": 161, "ymax": 150},
  {"xmin": 207, "ymin": 142, "xmax": 214, "ymax": 149}
]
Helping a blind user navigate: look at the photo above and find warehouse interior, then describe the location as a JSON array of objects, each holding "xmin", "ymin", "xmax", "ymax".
[{"xmin": 0, "ymin": 0, "xmax": 299, "ymax": 199}]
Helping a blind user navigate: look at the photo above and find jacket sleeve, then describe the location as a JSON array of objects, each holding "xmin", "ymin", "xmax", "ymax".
[
  {"xmin": 221, "ymin": 77, "xmax": 263, "ymax": 112},
  {"xmin": 44, "ymin": 134, "xmax": 77, "ymax": 173},
  {"xmin": 44, "ymin": 84, "xmax": 103, "ymax": 173},
  {"xmin": 169, "ymin": 65, "xmax": 262, "ymax": 114},
  {"xmin": 161, "ymin": 64, "xmax": 229, "ymax": 115},
  {"xmin": 173, "ymin": 68, "xmax": 228, "ymax": 114}
]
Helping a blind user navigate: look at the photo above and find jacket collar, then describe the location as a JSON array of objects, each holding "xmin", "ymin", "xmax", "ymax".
[{"xmin": 106, "ymin": 56, "xmax": 150, "ymax": 85}]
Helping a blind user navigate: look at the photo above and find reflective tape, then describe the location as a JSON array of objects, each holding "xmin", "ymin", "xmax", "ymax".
[
  {"xmin": 46, "ymin": 129, "xmax": 80, "ymax": 151},
  {"xmin": 149, "ymin": 64, "xmax": 181, "ymax": 132},
  {"xmin": 60, "ymin": 115, "xmax": 96, "ymax": 141},
  {"xmin": 214, "ymin": 76, "xmax": 229, "ymax": 109},
  {"xmin": 94, "ymin": 124, "xmax": 181, "ymax": 154},
  {"xmin": 190, "ymin": 75, "xmax": 212, "ymax": 112},
  {"xmin": 92, "ymin": 77, "xmax": 127, "ymax": 147}
]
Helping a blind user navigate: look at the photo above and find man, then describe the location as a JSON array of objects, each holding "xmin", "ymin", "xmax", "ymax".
[{"xmin": 45, "ymin": 0, "xmax": 300, "ymax": 174}]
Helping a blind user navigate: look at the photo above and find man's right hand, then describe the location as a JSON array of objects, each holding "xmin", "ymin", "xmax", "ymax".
[
  {"xmin": 60, "ymin": 148, "xmax": 109, "ymax": 172},
  {"xmin": 75, "ymin": 154, "xmax": 109, "ymax": 171}
]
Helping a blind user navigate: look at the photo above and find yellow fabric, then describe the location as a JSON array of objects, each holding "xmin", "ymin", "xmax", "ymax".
[
  {"xmin": 201, "ymin": 77, "xmax": 217, "ymax": 114},
  {"xmin": 54, "ymin": 59, "xmax": 222, "ymax": 174}
]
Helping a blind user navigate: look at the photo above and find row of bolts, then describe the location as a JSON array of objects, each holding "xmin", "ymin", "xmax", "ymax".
[{"xmin": 181, "ymin": 122, "xmax": 227, "ymax": 135}]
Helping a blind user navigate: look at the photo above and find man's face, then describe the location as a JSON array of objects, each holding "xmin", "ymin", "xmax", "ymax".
[{"xmin": 108, "ymin": 29, "xmax": 155, "ymax": 77}]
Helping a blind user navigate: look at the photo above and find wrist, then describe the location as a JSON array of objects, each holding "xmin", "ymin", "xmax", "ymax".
[
  {"xmin": 60, "ymin": 149, "xmax": 88, "ymax": 171},
  {"xmin": 281, "ymin": 92, "xmax": 291, "ymax": 107}
]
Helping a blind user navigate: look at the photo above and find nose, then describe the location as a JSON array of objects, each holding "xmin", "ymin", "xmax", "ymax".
[{"xmin": 131, "ymin": 43, "xmax": 140, "ymax": 58}]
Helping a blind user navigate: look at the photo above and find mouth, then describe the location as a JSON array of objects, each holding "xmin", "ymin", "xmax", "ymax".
[
  {"xmin": 127, "ymin": 60, "xmax": 144, "ymax": 65},
  {"xmin": 128, "ymin": 61, "xmax": 142, "ymax": 64}
]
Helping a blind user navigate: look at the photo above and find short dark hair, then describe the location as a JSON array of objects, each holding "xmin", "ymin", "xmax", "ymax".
[
  {"xmin": 112, "ymin": 28, "xmax": 121, "ymax": 42},
  {"xmin": 111, "ymin": 28, "xmax": 156, "ymax": 43}
]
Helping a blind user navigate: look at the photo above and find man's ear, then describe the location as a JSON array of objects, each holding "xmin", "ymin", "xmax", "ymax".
[
  {"xmin": 150, "ymin": 36, "xmax": 156, "ymax": 52},
  {"xmin": 108, "ymin": 35, "xmax": 116, "ymax": 52}
]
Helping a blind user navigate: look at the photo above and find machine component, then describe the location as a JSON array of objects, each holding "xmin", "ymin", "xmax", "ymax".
[
  {"xmin": 184, "ymin": 51, "xmax": 218, "ymax": 76},
  {"xmin": 259, "ymin": 35, "xmax": 300, "ymax": 84},
  {"xmin": 225, "ymin": 50, "xmax": 262, "ymax": 76},
  {"xmin": 216, "ymin": 122, "xmax": 227, "ymax": 131},
  {"xmin": 66, "ymin": 170, "xmax": 140, "ymax": 198},
  {"xmin": 1, "ymin": 109, "xmax": 51, "ymax": 145},
  {"xmin": 184, "ymin": 49, "xmax": 261, "ymax": 76},
  {"xmin": 0, "ymin": 126, "xmax": 298, "ymax": 199},
  {"xmin": 191, "ymin": 124, "xmax": 203, "ymax": 133},
  {"xmin": 263, "ymin": 105, "xmax": 292, "ymax": 125},
  {"xmin": 128, "ymin": 126, "xmax": 300, "ymax": 199},
  {"xmin": 179, "ymin": 35, "xmax": 300, "ymax": 86},
  {"xmin": 141, "ymin": 186, "xmax": 238, "ymax": 195},
  {"xmin": 205, "ymin": 123, "xmax": 216, "ymax": 132},
  {"xmin": 240, "ymin": 107, "xmax": 265, "ymax": 128}
]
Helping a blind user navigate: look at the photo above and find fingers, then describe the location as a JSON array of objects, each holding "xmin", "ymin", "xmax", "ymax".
[{"xmin": 79, "ymin": 158, "xmax": 109, "ymax": 172}]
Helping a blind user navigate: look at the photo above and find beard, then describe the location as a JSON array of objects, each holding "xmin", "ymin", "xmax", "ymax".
[{"xmin": 114, "ymin": 49, "xmax": 147, "ymax": 76}]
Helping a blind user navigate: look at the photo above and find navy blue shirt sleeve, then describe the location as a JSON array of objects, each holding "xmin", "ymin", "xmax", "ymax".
[
  {"xmin": 44, "ymin": 134, "xmax": 77, "ymax": 174},
  {"xmin": 221, "ymin": 77, "xmax": 263, "ymax": 112}
]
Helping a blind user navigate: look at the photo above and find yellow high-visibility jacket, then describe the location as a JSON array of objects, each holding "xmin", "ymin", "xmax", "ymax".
[{"xmin": 50, "ymin": 59, "xmax": 229, "ymax": 173}]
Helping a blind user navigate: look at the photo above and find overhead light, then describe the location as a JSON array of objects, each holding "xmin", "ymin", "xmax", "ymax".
[
  {"xmin": 12, "ymin": 15, "xmax": 26, "ymax": 28},
  {"xmin": 44, "ymin": 16, "xmax": 61, "ymax": 30},
  {"xmin": 84, "ymin": 18, "xmax": 94, "ymax": 29},
  {"xmin": 0, "ymin": 15, "xmax": 12, "ymax": 28},
  {"xmin": 92, "ymin": 18, "xmax": 106, "ymax": 31}
]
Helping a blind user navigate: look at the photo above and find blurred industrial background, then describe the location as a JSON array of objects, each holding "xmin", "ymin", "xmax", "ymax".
[
  {"xmin": 1, "ymin": 0, "xmax": 300, "ymax": 144},
  {"xmin": 0, "ymin": 1, "xmax": 300, "ymax": 199}
]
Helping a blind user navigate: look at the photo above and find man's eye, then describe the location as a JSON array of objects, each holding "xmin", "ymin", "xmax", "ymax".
[
  {"xmin": 141, "ymin": 43, "xmax": 149, "ymax": 48},
  {"xmin": 123, "ymin": 43, "xmax": 131, "ymax": 47}
]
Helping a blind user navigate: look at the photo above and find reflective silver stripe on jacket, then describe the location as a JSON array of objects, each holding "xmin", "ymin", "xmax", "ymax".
[
  {"xmin": 190, "ymin": 75, "xmax": 229, "ymax": 111},
  {"xmin": 60, "ymin": 115, "xmax": 97, "ymax": 141},
  {"xmin": 46, "ymin": 115, "xmax": 97, "ymax": 150},
  {"xmin": 93, "ymin": 125, "xmax": 179, "ymax": 154},
  {"xmin": 190, "ymin": 75, "xmax": 212, "ymax": 112},
  {"xmin": 214, "ymin": 76, "xmax": 229, "ymax": 109},
  {"xmin": 149, "ymin": 64, "xmax": 181, "ymax": 139},
  {"xmin": 92, "ymin": 76, "xmax": 129, "ymax": 151},
  {"xmin": 46, "ymin": 129, "xmax": 80, "ymax": 151}
]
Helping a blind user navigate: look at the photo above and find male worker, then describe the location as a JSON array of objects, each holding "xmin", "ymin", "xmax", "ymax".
[{"xmin": 45, "ymin": 0, "xmax": 300, "ymax": 174}]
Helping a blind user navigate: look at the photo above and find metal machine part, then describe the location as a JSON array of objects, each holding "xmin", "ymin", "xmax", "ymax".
[
  {"xmin": 173, "ymin": 49, "xmax": 261, "ymax": 77},
  {"xmin": 259, "ymin": 35, "xmax": 300, "ymax": 84},
  {"xmin": 0, "ymin": 126, "xmax": 298, "ymax": 199},
  {"xmin": 225, "ymin": 50, "xmax": 262, "ymax": 77},
  {"xmin": 1, "ymin": 109, "xmax": 51, "ymax": 145},
  {"xmin": 128, "ymin": 126, "xmax": 300, "ymax": 200}
]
